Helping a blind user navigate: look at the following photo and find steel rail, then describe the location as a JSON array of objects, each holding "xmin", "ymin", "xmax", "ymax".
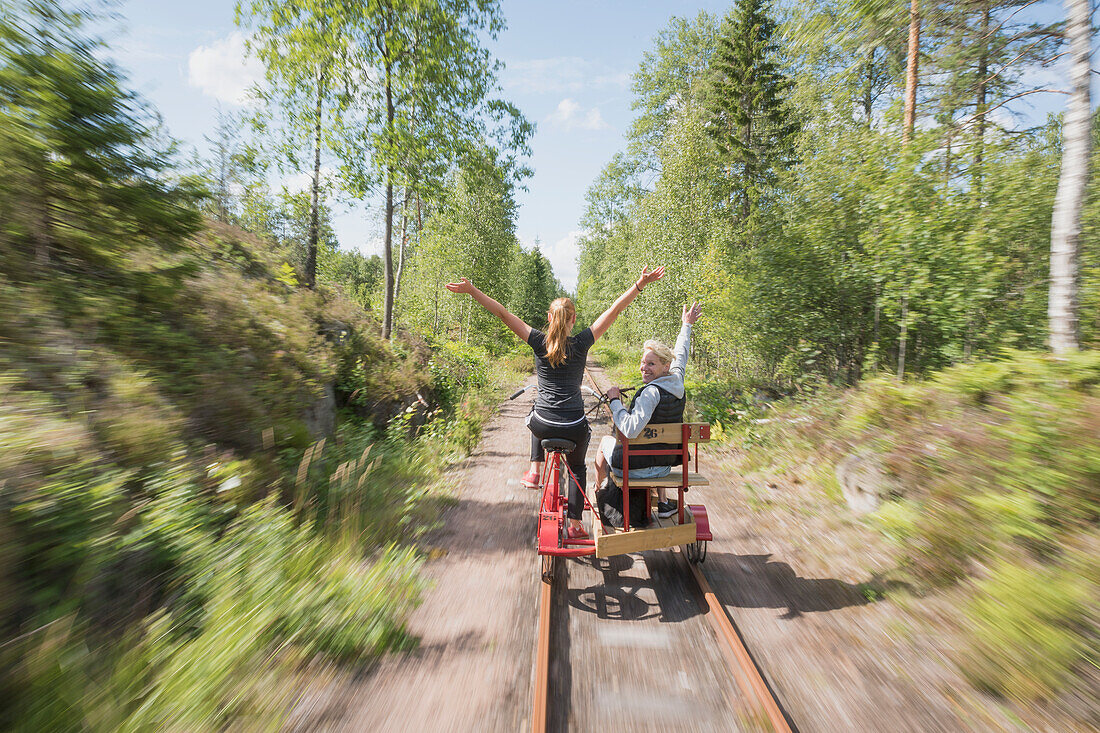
[
  {"xmin": 532, "ymin": 571, "xmax": 551, "ymax": 733},
  {"xmin": 681, "ymin": 548, "xmax": 794, "ymax": 733}
]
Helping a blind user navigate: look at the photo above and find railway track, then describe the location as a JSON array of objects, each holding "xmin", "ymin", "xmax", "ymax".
[
  {"xmin": 532, "ymin": 547, "xmax": 794, "ymax": 733},
  {"xmin": 529, "ymin": 367, "xmax": 794, "ymax": 732}
]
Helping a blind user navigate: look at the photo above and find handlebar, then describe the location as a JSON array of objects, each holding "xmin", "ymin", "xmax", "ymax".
[{"xmin": 508, "ymin": 384, "xmax": 635, "ymax": 402}]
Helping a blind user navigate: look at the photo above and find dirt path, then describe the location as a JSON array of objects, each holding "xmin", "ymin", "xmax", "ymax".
[{"xmin": 295, "ymin": 378, "xmax": 543, "ymax": 732}]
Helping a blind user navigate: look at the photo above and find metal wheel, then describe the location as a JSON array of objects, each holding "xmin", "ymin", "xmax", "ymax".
[
  {"xmin": 686, "ymin": 540, "xmax": 708, "ymax": 564},
  {"xmin": 541, "ymin": 554, "xmax": 554, "ymax": 583}
]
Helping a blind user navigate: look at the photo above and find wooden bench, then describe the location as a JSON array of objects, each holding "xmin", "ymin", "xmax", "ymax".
[{"xmin": 592, "ymin": 422, "xmax": 711, "ymax": 557}]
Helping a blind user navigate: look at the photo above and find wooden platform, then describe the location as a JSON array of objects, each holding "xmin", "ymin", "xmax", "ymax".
[
  {"xmin": 592, "ymin": 507, "xmax": 697, "ymax": 558},
  {"xmin": 620, "ymin": 470, "xmax": 710, "ymax": 488}
]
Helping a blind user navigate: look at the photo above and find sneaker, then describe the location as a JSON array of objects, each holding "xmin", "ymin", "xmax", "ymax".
[
  {"xmin": 565, "ymin": 525, "xmax": 589, "ymax": 540},
  {"xmin": 656, "ymin": 499, "xmax": 679, "ymax": 518},
  {"xmin": 521, "ymin": 469, "xmax": 540, "ymax": 489}
]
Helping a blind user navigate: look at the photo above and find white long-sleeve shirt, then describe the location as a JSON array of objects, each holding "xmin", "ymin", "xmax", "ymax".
[{"xmin": 608, "ymin": 323, "xmax": 691, "ymax": 439}]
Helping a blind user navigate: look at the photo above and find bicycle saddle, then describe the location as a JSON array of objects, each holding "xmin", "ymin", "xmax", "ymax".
[{"xmin": 541, "ymin": 438, "xmax": 576, "ymax": 453}]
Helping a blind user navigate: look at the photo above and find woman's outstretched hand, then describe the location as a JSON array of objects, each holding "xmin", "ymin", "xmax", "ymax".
[
  {"xmin": 683, "ymin": 301, "xmax": 702, "ymax": 325},
  {"xmin": 636, "ymin": 266, "xmax": 665, "ymax": 291},
  {"xmin": 445, "ymin": 278, "xmax": 475, "ymax": 295}
]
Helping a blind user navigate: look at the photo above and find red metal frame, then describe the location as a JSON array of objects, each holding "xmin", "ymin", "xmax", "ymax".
[
  {"xmin": 617, "ymin": 423, "xmax": 711, "ymax": 532},
  {"xmin": 535, "ymin": 423, "xmax": 713, "ymax": 556},
  {"xmin": 536, "ymin": 449, "xmax": 596, "ymax": 558}
]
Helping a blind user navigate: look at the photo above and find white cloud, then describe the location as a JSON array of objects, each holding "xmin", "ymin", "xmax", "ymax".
[
  {"xmin": 503, "ymin": 57, "xmax": 629, "ymax": 94},
  {"xmin": 546, "ymin": 98, "xmax": 609, "ymax": 131},
  {"xmin": 188, "ymin": 32, "xmax": 263, "ymax": 106},
  {"xmin": 533, "ymin": 230, "xmax": 585, "ymax": 292}
]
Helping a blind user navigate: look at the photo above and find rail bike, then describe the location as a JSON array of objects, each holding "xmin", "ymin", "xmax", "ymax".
[{"xmin": 508, "ymin": 384, "xmax": 712, "ymax": 582}]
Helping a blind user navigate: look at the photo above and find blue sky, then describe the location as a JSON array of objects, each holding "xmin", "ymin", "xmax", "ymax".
[{"xmin": 104, "ymin": 0, "xmax": 1073, "ymax": 291}]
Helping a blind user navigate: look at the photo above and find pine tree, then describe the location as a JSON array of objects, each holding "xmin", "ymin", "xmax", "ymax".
[
  {"xmin": 702, "ymin": 0, "xmax": 798, "ymax": 229},
  {"xmin": 0, "ymin": 1, "xmax": 199, "ymax": 279}
]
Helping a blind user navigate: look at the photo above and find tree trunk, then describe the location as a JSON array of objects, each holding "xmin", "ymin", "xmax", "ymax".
[
  {"xmin": 382, "ymin": 56, "xmax": 395, "ymax": 340},
  {"xmin": 395, "ymin": 185, "xmax": 411, "ymax": 304},
  {"xmin": 872, "ymin": 254, "xmax": 881, "ymax": 370},
  {"xmin": 1048, "ymin": 0, "xmax": 1091, "ymax": 353},
  {"xmin": 862, "ymin": 48, "xmax": 874, "ymax": 126},
  {"xmin": 944, "ymin": 131, "xmax": 953, "ymax": 188},
  {"xmin": 973, "ymin": 0, "xmax": 990, "ymax": 195},
  {"xmin": 741, "ymin": 111, "xmax": 752, "ymax": 223},
  {"xmin": 306, "ymin": 68, "xmax": 325, "ymax": 290},
  {"xmin": 903, "ymin": 0, "xmax": 920, "ymax": 141},
  {"xmin": 897, "ymin": 290, "xmax": 909, "ymax": 379}
]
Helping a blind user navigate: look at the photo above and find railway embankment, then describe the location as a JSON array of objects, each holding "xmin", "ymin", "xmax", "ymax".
[{"xmin": 706, "ymin": 351, "xmax": 1100, "ymax": 732}]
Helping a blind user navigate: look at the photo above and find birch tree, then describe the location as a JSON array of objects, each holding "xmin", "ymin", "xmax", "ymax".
[
  {"xmin": 1048, "ymin": 0, "xmax": 1091, "ymax": 353},
  {"xmin": 236, "ymin": 0, "xmax": 349, "ymax": 289},
  {"xmin": 336, "ymin": 0, "xmax": 531, "ymax": 340}
]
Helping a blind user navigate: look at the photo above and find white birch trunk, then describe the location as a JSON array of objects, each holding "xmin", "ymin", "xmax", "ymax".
[{"xmin": 1048, "ymin": 0, "xmax": 1092, "ymax": 354}]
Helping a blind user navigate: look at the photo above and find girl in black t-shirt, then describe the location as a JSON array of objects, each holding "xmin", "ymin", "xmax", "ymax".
[{"xmin": 446, "ymin": 266, "xmax": 664, "ymax": 538}]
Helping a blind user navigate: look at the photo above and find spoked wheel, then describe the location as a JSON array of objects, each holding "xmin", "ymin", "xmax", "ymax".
[{"xmin": 685, "ymin": 539, "xmax": 708, "ymax": 564}]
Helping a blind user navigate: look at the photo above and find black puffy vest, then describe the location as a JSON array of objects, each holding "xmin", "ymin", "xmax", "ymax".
[{"xmin": 611, "ymin": 384, "xmax": 685, "ymax": 470}]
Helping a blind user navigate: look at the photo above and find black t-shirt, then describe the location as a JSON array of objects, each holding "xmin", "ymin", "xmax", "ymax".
[{"xmin": 527, "ymin": 327, "xmax": 595, "ymax": 423}]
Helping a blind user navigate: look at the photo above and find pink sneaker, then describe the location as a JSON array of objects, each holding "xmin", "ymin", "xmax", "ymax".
[
  {"xmin": 565, "ymin": 525, "xmax": 589, "ymax": 540},
  {"xmin": 521, "ymin": 469, "xmax": 539, "ymax": 489}
]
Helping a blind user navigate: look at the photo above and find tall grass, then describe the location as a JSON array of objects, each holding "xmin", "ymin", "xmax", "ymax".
[
  {"xmin": 717, "ymin": 350, "xmax": 1100, "ymax": 722},
  {"xmin": 1, "ymin": 327, "xmax": 521, "ymax": 731}
]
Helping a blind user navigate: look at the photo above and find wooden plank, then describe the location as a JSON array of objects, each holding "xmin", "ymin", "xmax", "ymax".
[
  {"xmin": 594, "ymin": 510, "xmax": 697, "ymax": 558},
  {"xmin": 624, "ymin": 423, "xmax": 711, "ymax": 445},
  {"xmin": 622, "ymin": 471, "xmax": 709, "ymax": 488}
]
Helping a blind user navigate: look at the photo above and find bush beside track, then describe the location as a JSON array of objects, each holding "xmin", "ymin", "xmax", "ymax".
[
  {"xmin": 717, "ymin": 351, "xmax": 1100, "ymax": 727},
  {"xmin": 0, "ymin": 220, "xmax": 523, "ymax": 731}
]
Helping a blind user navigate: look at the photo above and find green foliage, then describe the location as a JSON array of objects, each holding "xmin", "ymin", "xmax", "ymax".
[
  {"xmin": 400, "ymin": 146, "xmax": 536, "ymax": 349},
  {"xmin": 724, "ymin": 352, "xmax": 1100, "ymax": 721},
  {"xmin": 508, "ymin": 245, "xmax": 563, "ymax": 328},
  {"xmin": 429, "ymin": 339, "xmax": 489, "ymax": 411},
  {"xmin": 576, "ymin": 0, "xmax": 1097, "ymax": 389},
  {"xmin": 0, "ymin": 2, "xmax": 537, "ymax": 729},
  {"xmin": 960, "ymin": 553, "xmax": 1097, "ymax": 705},
  {"xmin": 628, "ymin": 11, "xmax": 720, "ymax": 166},
  {"xmin": 0, "ymin": 2, "xmax": 201, "ymax": 279}
]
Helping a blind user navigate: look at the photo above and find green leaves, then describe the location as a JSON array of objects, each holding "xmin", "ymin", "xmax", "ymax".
[{"xmin": 577, "ymin": 0, "xmax": 1088, "ymax": 387}]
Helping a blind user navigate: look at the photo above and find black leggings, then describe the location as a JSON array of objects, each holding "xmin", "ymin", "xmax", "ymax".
[{"xmin": 526, "ymin": 411, "xmax": 590, "ymax": 521}]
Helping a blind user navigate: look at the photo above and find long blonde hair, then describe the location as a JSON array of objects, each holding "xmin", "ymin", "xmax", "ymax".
[{"xmin": 545, "ymin": 297, "xmax": 576, "ymax": 367}]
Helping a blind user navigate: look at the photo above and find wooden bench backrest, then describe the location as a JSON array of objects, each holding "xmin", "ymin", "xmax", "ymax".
[{"xmin": 619, "ymin": 422, "xmax": 711, "ymax": 445}]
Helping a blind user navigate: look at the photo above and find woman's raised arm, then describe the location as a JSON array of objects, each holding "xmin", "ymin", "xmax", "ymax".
[
  {"xmin": 445, "ymin": 278, "xmax": 532, "ymax": 342},
  {"xmin": 589, "ymin": 266, "xmax": 665, "ymax": 341}
]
